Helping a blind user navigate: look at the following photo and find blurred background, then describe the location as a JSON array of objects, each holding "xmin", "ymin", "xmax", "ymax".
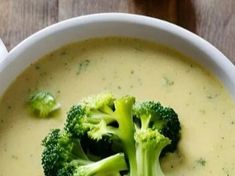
[{"xmin": 0, "ymin": 0, "xmax": 234, "ymax": 62}]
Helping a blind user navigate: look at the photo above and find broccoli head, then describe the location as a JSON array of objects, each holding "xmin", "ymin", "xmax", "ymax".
[
  {"xmin": 65, "ymin": 94, "xmax": 137, "ymax": 175},
  {"xmin": 133, "ymin": 101, "xmax": 181, "ymax": 153},
  {"xmin": 42, "ymin": 94, "xmax": 181, "ymax": 176},
  {"xmin": 42, "ymin": 129, "xmax": 127, "ymax": 176},
  {"xmin": 28, "ymin": 91, "xmax": 60, "ymax": 117},
  {"xmin": 133, "ymin": 101, "xmax": 181, "ymax": 176}
]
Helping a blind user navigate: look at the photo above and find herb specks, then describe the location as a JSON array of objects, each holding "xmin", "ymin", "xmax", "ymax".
[
  {"xmin": 34, "ymin": 65, "xmax": 40, "ymax": 70},
  {"xmin": 196, "ymin": 158, "xmax": 207, "ymax": 166},
  {"xmin": 162, "ymin": 76, "xmax": 174, "ymax": 86},
  {"xmin": 222, "ymin": 167, "xmax": 231, "ymax": 176},
  {"xmin": 77, "ymin": 59, "xmax": 90, "ymax": 75},
  {"xmin": 130, "ymin": 70, "xmax": 135, "ymax": 75},
  {"xmin": 199, "ymin": 109, "xmax": 206, "ymax": 114},
  {"xmin": 11, "ymin": 155, "xmax": 19, "ymax": 160}
]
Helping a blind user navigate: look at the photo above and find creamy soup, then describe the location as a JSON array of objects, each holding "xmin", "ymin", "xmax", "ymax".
[{"xmin": 0, "ymin": 38, "xmax": 235, "ymax": 176}]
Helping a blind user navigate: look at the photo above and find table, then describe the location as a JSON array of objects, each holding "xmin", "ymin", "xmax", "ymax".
[{"xmin": 0, "ymin": 0, "xmax": 234, "ymax": 63}]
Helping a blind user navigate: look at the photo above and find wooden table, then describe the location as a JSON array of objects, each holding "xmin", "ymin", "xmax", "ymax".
[{"xmin": 0, "ymin": 0, "xmax": 234, "ymax": 63}]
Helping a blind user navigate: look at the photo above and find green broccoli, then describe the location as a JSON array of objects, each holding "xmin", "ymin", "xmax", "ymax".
[
  {"xmin": 133, "ymin": 101, "xmax": 181, "ymax": 154},
  {"xmin": 42, "ymin": 93, "xmax": 181, "ymax": 176},
  {"xmin": 65, "ymin": 94, "xmax": 137, "ymax": 175},
  {"xmin": 64, "ymin": 94, "xmax": 181, "ymax": 176},
  {"xmin": 41, "ymin": 129, "xmax": 127, "ymax": 176},
  {"xmin": 133, "ymin": 101, "xmax": 181, "ymax": 176},
  {"xmin": 28, "ymin": 91, "xmax": 60, "ymax": 117}
]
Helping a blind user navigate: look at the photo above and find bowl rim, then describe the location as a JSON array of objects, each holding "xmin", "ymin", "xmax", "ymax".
[
  {"xmin": 1, "ymin": 13, "xmax": 235, "ymax": 96},
  {"xmin": 2, "ymin": 13, "xmax": 235, "ymax": 68}
]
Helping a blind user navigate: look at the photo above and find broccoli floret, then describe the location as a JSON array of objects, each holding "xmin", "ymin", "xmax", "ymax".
[
  {"xmin": 42, "ymin": 94, "xmax": 181, "ymax": 176},
  {"xmin": 65, "ymin": 104, "xmax": 121, "ymax": 159},
  {"xmin": 133, "ymin": 101, "xmax": 181, "ymax": 154},
  {"xmin": 65, "ymin": 105, "xmax": 86, "ymax": 137},
  {"xmin": 134, "ymin": 129, "xmax": 171, "ymax": 176},
  {"xmin": 28, "ymin": 91, "xmax": 60, "ymax": 117},
  {"xmin": 65, "ymin": 94, "xmax": 137, "ymax": 175},
  {"xmin": 42, "ymin": 129, "xmax": 127, "ymax": 176},
  {"xmin": 41, "ymin": 129, "xmax": 89, "ymax": 176},
  {"xmin": 133, "ymin": 101, "xmax": 181, "ymax": 176}
]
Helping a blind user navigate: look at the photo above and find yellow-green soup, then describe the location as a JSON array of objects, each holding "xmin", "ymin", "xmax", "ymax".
[{"xmin": 0, "ymin": 37, "xmax": 235, "ymax": 176}]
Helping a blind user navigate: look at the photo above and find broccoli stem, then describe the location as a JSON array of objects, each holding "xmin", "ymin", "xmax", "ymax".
[
  {"xmin": 75, "ymin": 153, "xmax": 127, "ymax": 176},
  {"xmin": 72, "ymin": 139, "xmax": 89, "ymax": 160},
  {"xmin": 136, "ymin": 142, "xmax": 164, "ymax": 176},
  {"xmin": 135, "ymin": 130, "xmax": 171, "ymax": 176},
  {"xmin": 114, "ymin": 97, "xmax": 137, "ymax": 176}
]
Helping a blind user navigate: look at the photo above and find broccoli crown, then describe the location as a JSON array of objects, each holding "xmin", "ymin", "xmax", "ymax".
[
  {"xmin": 28, "ymin": 91, "xmax": 60, "ymax": 117},
  {"xmin": 65, "ymin": 94, "xmax": 117, "ymax": 139},
  {"xmin": 134, "ymin": 129, "xmax": 171, "ymax": 150},
  {"xmin": 65, "ymin": 94, "xmax": 137, "ymax": 175},
  {"xmin": 65, "ymin": 94, "xmax": 136, "ymax": 149},
  {"xmin": 133, "ymin": 101, "xmax": 181, "ymax": 154},
  {"xmin": 42, "ymin": 129, "xmax": 127, "ymax": 176},
  {"xmin": 133, "ymin": 101, "xmax": 181, "ymax": 176},
  {"xmin": 42, "ymin": 94, "xmax": 181, "ymax": 176},
  {"xmin": 65, "ymin": 105, "xmax": 86, "ymax": 137},
  {"xmin": 42, "ymin": 129, "xmax": 77, "ymax": 176}
]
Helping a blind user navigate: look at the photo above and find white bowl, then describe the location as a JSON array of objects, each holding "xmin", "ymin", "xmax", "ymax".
[{"xmin": 0, "ymin": 13, "xmax": 235, "ymax": 98}]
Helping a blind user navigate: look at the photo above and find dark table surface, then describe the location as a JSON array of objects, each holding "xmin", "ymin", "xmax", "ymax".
[{"xmin": 0, "ymin": 0, "xmax": 234, "ymax": 63}]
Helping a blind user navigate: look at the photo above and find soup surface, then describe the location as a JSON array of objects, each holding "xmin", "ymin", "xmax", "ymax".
[{"xmin": 0, "ymin": 38, "xmax": 235, "ymax": 176}]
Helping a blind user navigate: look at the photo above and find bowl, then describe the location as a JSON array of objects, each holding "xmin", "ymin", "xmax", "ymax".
[{"xmin": 0, "ymin": 13, "xmax": 235, "ymax": 98}]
